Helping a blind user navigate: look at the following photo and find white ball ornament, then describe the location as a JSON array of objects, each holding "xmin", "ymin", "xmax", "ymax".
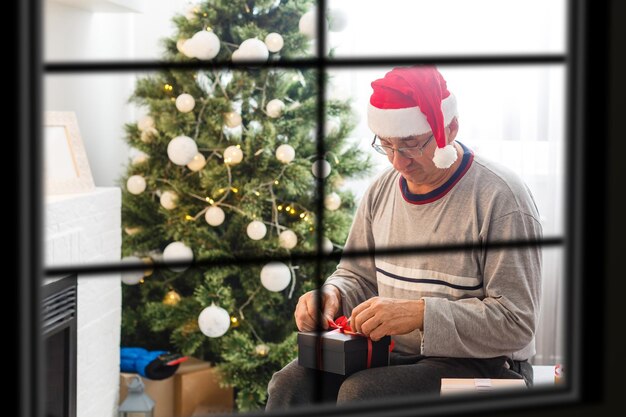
[
  {"xmin": 131, "ymin": 151, "xmax": 149, "ymax": 166},
  {"xmin": 266, "ymin": 99, "xmax": 285, "ymax": 118},
  {"xmin": 121, "ymin": 256, "xmax": 144, "ymax": 285},
  {"xmin": 238, "ymin": 38, "xmax": 269, "ymax": 61},
  {"xmin": 180, "ymin": 39, "xmax": 196, "ymax": 58},
  {"xmin": 324, "ymin": 192, "xmax": 341, "ymax": 211},
  {"xmin": 322, "ymin": 237, "xmax": 334, "ymax": 254},
  {"xmin": 198, "ymin": 303, "xmax": 231, "ymax": 338},
  {"xmin": 186, "ymin": 153, "xmax": 206, "ymax": 171},
  {"xmin": 224, "ymin": 112, "xmax": 242, "ymax": 128},
  {"xmin": 127, "ymin": 175, "xmax": 147, "ymax": 195},
  {"xmin": 278, "ymin": 230, "xmax": 298, "ymax": 250},
  {"xmin": 189, "ymin": 30, "xmax": 221, "ymax": 60},
  {"xmin": 275, "ymin": 144, "xmax": 295, "ymax": 164},
  {"xmin": 163, "ymin": 241, "xmax": 193, "ymax": 272},
  {"xmin": 231, "ymin": 48, "xmax": 244, "ymax": 62},
  {"xmin": 160, "ymin": 191, "xmax": 178, "ymax": 210},
  {"xmin": 328, "ymin": 8, "xmax": 349, "ymax": 32},
  {"xmin": 247, "ymin": 220, "xmax": 267, "ymax": 240},
  {"xmin": 137, "ymin": 116, "xmax": 155, "ymax": 131},
  {"xmin": 264, "ymin": 32, "xmax": 284, "ymax": 52},
  {"xmin": 140, "ymin": 127, "xmax": 158, "ymax": 143},
  {"xmin": 175, "ymin": 93, "xmax": 196, "ymax": 113},
  {"xmin": 167, "ymin": 136, "xmax": 198, "ymax": 166},
  {"xmin": 205, "ymin": 206, "xmax": 225, "ymax": 227},
  {"xmin": 299, "ymin": 9, "xmax": 318, "ymax": 39},
  {"xmin": 223, "ymin": 145, "xmax": 243, "ymax": 165},
  {"xmin": 260, "ymin": 262, "xmax": 292, "ymax": 292},
  {"xmin": 311, "ymin": 159, "xmax": 331, "ymax": 178}
]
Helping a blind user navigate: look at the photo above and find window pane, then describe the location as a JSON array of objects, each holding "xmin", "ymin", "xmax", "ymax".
[
  {"xmin": 44, "ymin": 0, "xmax": 316, "ymax": 63},
  {"xmin": 327, "ymin": 65, "xmax": 566, "ymax": 245},
  {"xmin": 328, "ymin": 0, "xmax": 567, "ymax": 57},
  {"xmin": 43, "ymin": 68, "xmax": 322, "ymax": 269}
]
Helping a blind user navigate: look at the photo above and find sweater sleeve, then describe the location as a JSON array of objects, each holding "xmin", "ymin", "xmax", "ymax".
[
  {"xmin": 421, "ymin": 211, "xmax": 543, "ymax": 359},
  {"xmin": 323, "ymin": 186, "xmax": 379, "ymax": 317}
]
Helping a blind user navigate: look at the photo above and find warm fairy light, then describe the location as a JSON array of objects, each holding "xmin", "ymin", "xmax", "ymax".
[
  {"xmin": 309, "ymin": 227, "xmax": 314, "ymax": 232},
  {"xmin": 205, "ymin": 26, "xmax": 212, "ymax": 32},
  {"xmin": 274, "ymin": 180, "xmax": 279, "ymax": 185},
  {"xmin": 170, "ymin": 98, "xmax": 176, "ymax": 102},
  {"xmin": 285, "ymin": 206, "xmax": 291, "ymax": 211},
  {"xmin": 140, "ymin": 278, "xmax": 145, "ymax": 284},
  {"xmin": 231, "ymin": 187, "xmax": 239, "ymax": 193},
  {"xmin": 205, "ymin": 197, "xmax": 215, "ymax": 204},
  {"xmin": 290, "ymin": 210, "xmax": 296, "ymax": 215},
  {"xmin": 203, "ymin": 12, "xmax": 208, "ymax": 17},
  {"xmin": 164, "ymin": 84, "xmax": 173, "ymax": 91},
  {"xmin": 163, "ymin": 290, "xmax": 181, "ymax": 306},
  {"xmin": 230, "ymin": 316, "xmax": 240, "ymax": 328},
  {"xmin": 236, "ymin": 144, "xmax": 241, "ymax": 148},
  {"xmin": 254, "ymin": 191, "xmax": 260, "ymax": 196},
  {"xmin": 299, "ymin": 213, "xmax": 306, "ymax": 218},
  {"xmin": 224, "ymin": 158, "xmax": 231, "ymax": 163},
  {"xmin": 218, "ymin": 188, "xmax": 225, "ymax": 193},
  {"xmin": 185, "ymin": 214, "xmax": 194, "ymax": 221},
  {"xmin": 277, "ymin": 205, "xmax": 283, "ymax": 211}
]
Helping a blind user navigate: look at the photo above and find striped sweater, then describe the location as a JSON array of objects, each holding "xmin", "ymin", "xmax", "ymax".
[{"xmin": 324, "ymin": 143, "xmax": 542, "ymax": 361}]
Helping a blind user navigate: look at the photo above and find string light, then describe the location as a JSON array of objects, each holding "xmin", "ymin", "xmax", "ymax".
[
  {"xmin": 254, "ymin": 191, "xmax": 260, "ymax": 196},
  {"xmin": 274, "ymin": 180, "xmax": 279, "ymax": 185},
  {"xmin": 277, "ymin": 205, "xmax": 283, "ymax": 211},
  {"xmin": 218, "ymin": 188, "xmax": 225, "ymax": 194},
  {"xmin": 163, "ymin": 289, "xmax": 181, "ymax": 306},
  {"xmin": 205, "ymin": 197, "xmax": 215, "ymax": 204},
  {"xmin": 205, "ymin": 26, "xmax": 212, "ymax": 32},
  {"xmin": 230, "ymin": 316, "xmax": 240, "ymax": 328},
  {"xmin": 185, "ymin": 214, "xmax": 194, "ymax": 221},
  {"xmin": 285, "ymin": 206, "xmax": 291, "ymax": 212},
  {"xmin": 299, "ymin": 213, "xmax": 306, "ymax": 219},
  {"xmin": 164, "ymin": 84, "xmax": 173, "ymax": 92},
  {"xmin": 290, "ymin": 209, "xmax": 296, "ymax": 215},
  {"xmin": 231, "ymin": 187, "xmax": 239, "ymax": 193}
]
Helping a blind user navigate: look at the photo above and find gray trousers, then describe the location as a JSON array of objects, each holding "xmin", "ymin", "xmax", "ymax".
[{"xmin": 265, "ymin": 354, "xmax": 533, "ymax": 411}]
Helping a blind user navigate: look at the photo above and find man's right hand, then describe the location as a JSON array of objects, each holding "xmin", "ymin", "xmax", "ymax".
[{"xmin": 294, "ymin": 285, "xmax": 342, "ymax": 331}]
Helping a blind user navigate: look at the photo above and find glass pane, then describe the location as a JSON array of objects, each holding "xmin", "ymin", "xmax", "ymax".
[
  {"xmin": 326, "ymin": 65, "xmax": 566, "ymax": 245},
  {"xmin": 121, "ymin": 261, "xmax": 334, "ymax": 415},
  {"xmin": 44, "ymin": 0, "xmax": 317, "ymax": 63},
  {"xmin": 43, "ymin": 68, "xmax": 323, "ymax": 269},
  {"xmin": 328, "ymin": 0, "xmax": 567, "ymax": 57}
]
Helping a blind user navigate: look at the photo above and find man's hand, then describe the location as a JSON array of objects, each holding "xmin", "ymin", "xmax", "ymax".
[
  {"xmin": 294, "ymin": 285, "xmax": 342, "ymax": 331},
  {"xmin": 350, "ymin": 297, "xmax": 424, "ymax": 341}
]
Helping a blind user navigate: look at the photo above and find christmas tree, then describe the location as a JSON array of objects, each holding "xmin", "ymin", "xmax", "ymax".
[{"xmin": 120, "ymin": 0, "xmax": 371, "ymax": 410}]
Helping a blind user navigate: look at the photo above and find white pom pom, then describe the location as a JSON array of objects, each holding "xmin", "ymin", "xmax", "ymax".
[{"xmin": 432, "ymin": 144, "xmax": 458, "ymax": 169}]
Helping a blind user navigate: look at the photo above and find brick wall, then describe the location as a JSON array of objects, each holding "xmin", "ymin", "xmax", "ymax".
[{"xmin": 45, "ymin": 187, "xmax": 122, "ymax": 417}]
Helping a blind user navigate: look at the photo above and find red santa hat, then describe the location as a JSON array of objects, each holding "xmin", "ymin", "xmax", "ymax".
[{"xmin": 368, "ymin": 66, "xmax": 459, "ymax": 169}]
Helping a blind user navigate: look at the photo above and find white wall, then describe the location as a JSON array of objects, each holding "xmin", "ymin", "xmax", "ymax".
[{"xmin": 43, "ymin": 0, "xmax": 189, "ymax": 187}]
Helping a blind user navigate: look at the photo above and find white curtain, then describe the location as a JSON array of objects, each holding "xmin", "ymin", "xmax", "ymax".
[{"xmin": 329, "ymin": 0, "xmax": 567, "ymax": 366}]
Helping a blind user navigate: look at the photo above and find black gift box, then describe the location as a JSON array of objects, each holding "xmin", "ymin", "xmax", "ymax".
[{"xmin": 297, "ymin": 331, "xmax": 391, "ymax": 376}]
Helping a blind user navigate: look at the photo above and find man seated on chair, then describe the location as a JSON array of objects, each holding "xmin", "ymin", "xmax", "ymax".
[{"xmin": 265, "ymin": 66, "xmax": 542, "ymax": 410}]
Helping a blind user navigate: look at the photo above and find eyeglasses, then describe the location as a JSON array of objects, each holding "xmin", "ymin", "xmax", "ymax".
[{"xmin": 371, "ymin": 134, "xmax": 434, "ymax": 158}]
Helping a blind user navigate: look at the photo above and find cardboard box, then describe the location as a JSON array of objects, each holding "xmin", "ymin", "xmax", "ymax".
[
  {"xmin": 297, "ymin": 331, "xmax": 391, "ymax": 376},
  {"xmin": 119, "ymin": 372, "xmax": 174, "ymax": 417},
  {"xmin": 174, "ymin": 357, "xmax": 234, "ymax": 417},
  {"xmin": 440, "ymin": 378, "xmax": 527, "ymax": 396}
]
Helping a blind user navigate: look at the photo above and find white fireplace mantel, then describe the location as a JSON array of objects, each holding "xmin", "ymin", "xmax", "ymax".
[{"xmin": 45, "ymin": 187, "xmax": 122, "ymax": 417}]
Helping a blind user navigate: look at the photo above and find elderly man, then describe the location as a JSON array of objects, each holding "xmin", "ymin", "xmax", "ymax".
[{"xmin": 265, "ymin": 66, "xmax": 542, "ymax": 409}]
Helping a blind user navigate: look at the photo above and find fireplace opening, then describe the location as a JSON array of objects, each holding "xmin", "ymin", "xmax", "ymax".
[{"xmin": 43, "ymin": 275, "xmax": 77, "ymax": 417}]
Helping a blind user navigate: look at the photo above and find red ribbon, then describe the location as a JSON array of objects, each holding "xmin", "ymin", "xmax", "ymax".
[{"xmin": 315, "ymin": 316, "xmax": 396, "ymax": 372}]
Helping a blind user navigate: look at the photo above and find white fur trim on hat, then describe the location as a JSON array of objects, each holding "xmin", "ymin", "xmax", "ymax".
[
  {"xmin": 367, "ymin": 94, "xmax": 458, "ymax": 138},
  {"xmin": 432, "ymin": 144, "xmax": 458, "ymax": 169}
]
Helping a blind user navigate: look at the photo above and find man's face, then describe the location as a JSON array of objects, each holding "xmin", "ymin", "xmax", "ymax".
[{"xmin": 378, "ymin": 131, "xmax": 439, "ymax": 180}]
